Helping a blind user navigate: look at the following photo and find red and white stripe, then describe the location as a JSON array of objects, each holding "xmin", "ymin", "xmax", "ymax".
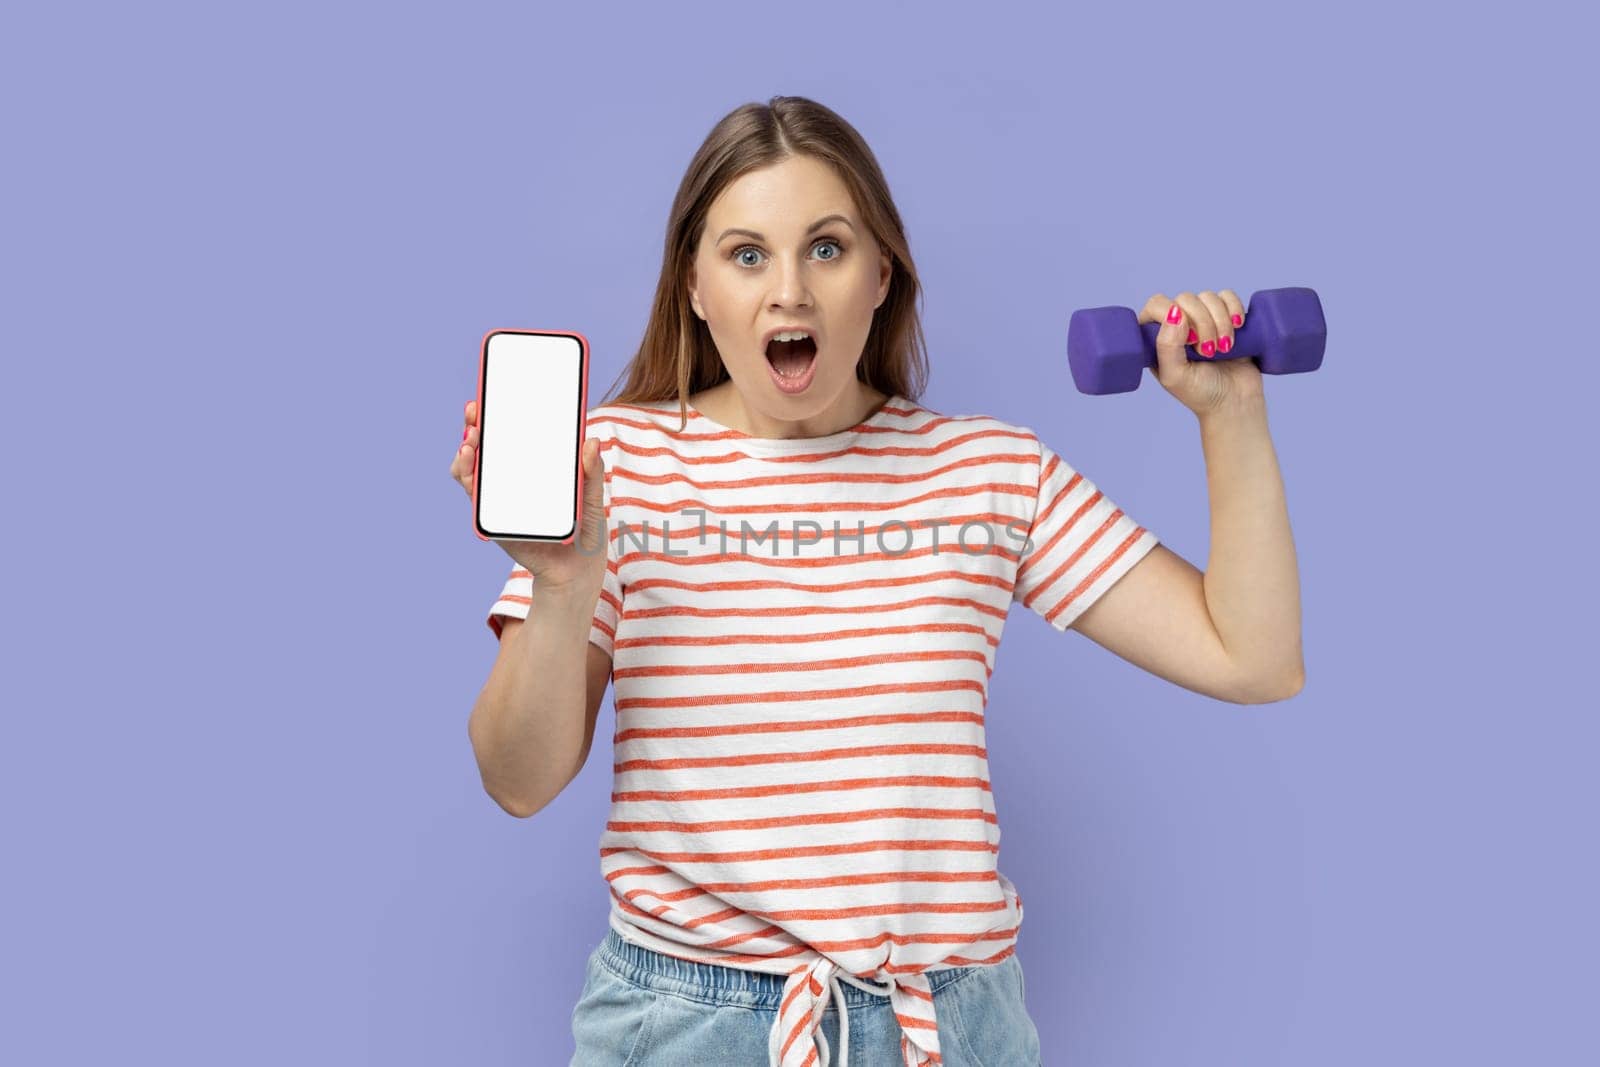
[{"xmin": 487, "ymin": 395, "xmax": 1158, "ymax": 1062}]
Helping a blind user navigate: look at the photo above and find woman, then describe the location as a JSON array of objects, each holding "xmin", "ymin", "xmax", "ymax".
[{"xmin": 452, "ymin": 95, "xmax": 1303, "ymax": 1067}]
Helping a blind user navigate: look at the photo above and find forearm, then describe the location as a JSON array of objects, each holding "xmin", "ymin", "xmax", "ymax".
[
  {"xmin": 1197, "ymin": 395, "xmax": 1305, "ymax": 696},
  {"xmin": 469, "ymin": 582, "xmax": 596, "ymax": 815}
]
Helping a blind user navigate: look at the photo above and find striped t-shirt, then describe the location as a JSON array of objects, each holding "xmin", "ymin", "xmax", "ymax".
[{"xmin": 486, "ymin": 393, "xmax": 1159, "ymax": 1066}]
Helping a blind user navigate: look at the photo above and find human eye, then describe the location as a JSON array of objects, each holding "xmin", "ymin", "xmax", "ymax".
[{"xmin": 731, "ymin": 237, "xmax": 846, "ymax": 268}]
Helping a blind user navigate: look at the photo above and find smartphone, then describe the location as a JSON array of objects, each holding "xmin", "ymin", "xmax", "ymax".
[{"xmin": 471, "ymin": 328, "xmax": 590, "ymax": 543}]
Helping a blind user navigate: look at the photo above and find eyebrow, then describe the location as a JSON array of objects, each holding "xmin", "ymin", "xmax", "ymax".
[{"xmin": 716, "ymin": 214, "xmax": 856, "ymax": 243}]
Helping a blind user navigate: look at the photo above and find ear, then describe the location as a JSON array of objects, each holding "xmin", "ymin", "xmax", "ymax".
[
  {"xmin": 687, "ymin": 262, "xmax": 704, "ymax": 320},
  {"xmin": 874, "ymin": 245, "xmax": 892, "ymax": 309}
]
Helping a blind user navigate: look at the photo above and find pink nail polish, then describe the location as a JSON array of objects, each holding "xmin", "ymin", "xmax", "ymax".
[
  {"xmin": 1218, "ymin": 336, "xmax": 1232, "ymax": 354},
  {"xmin": 1187, "ymin": 328, "xmax": 1198, "ymax": 345},
  {"xmin": 1232, "ymin": 313, "xmax": 1242, "ymax": 327},
  {"xmin": 1166, "ymin": 303, "xmax": 1182, "ymax": 324},
  {"xmin": 462, "ymin": 425, "xmax": 469, "ymax": 441},
  {"xmin": 1200, "ymin": 340, "xmax": 1216, "ymax": 356}
]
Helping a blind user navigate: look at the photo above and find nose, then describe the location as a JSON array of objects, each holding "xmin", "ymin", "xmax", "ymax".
[{"xmin": 767, "ymin": 253, "xmax": 813, "ymax": 308}]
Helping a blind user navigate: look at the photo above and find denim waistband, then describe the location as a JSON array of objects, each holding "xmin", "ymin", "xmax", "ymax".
[{"xmin": 594, "ymin": 927, "xmax": 981, "ymax": 1010}]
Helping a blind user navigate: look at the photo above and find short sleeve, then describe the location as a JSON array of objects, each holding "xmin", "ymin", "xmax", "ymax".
[
  {"xmin": 485, "ymin": 422, "xmax": 621, "ymax": 656},
  {"xmin": 485, "ymin": 555, "xmax": 621, "ymax": 656},
  {"xmin": 1011, "ymin": 435, "xmax": 1160, "ymax": 632}
]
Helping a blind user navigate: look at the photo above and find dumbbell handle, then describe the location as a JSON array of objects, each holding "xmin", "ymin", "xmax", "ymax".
[{"xmin": 1137, "ymin": 317, "xmax": 1263, "ymax": 363}]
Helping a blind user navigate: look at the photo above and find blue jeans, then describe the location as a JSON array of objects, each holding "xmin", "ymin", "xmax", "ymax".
[{"xmin": 569, "ymin": 928, "xmax": 1042, "ymax": 1066}]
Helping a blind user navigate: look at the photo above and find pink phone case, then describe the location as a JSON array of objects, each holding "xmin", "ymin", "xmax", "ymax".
[{"xmin": 470, "ymin": 327, "xmax": 591, "ymax": 544}]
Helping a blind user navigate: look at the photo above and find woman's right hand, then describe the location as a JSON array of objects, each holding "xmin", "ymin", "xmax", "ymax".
[{"xmin": 452, "ymin": 399, "xmax": 609, "ymax": 593}]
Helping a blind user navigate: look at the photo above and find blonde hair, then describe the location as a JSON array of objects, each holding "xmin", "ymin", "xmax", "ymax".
[{"xmin": 597, "ymin": 95, "xmax": 930, "ymax": 429}]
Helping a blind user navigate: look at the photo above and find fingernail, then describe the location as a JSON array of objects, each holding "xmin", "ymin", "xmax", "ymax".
[
  {"xmin": 462, "ymin": 426, "xmax": 469, "ymax": 441},
  {"xmin": 1166, "ymin": 303, "xmax": 1182, "ymax": 324},
  {"xmin": 1187, "ymin": 328, "xmax": 1198, "ymax": 345},
  {"xmin": 1200, "ymin": 340, "xmax": 1216, "ymax": 356},
  {"xmin": 1218, "ymin": 336, "xmax": 1232, "ymax": 354},
  {"xmin": 1231, "ymin": 313, "xmax": 1242, "ymax": 327}
]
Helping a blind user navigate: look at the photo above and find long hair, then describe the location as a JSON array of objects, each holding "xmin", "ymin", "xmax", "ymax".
[{"xmin": 596, "ymin": 95, "xmax": 930, "ymax": 429}]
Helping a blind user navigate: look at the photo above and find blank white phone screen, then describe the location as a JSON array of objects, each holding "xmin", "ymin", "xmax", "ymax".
[{"xmin": 478, "ymin": 332, "xmax": 583, "ymax": 540}]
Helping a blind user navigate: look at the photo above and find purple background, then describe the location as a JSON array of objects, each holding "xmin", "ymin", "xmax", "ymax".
[{"xmin": 6, "ymin": 1, "xmax": 1594, "ymax": 1064}]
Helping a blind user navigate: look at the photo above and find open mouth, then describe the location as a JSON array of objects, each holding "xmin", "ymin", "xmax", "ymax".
[{"xmin": 765, "ymin": 336, "xmax": 818, "ymax": 378}]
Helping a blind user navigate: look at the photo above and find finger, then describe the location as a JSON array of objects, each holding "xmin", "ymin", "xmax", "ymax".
[
  {"xmin": 465, "ymin": 399, "xmax": 477, "ymax": 426},
  {"xmin": 1172, "ymin": 291, "xmax": 1218, "ymax": 358},
  {"xmin": 1148, "ymin": 295, "xmax": 1193, "ymax": 382},
  {"xmin": 1196, "ymin": 291, "xmax": 1232, "ymax": 356},
  {"xmin": 584, "ymin": 438, "xmax": 606, "ymax": 505},
  {"xmin": 1218, "ymin": 289, "xmax": 1245, "ymax": 332},
  {"xmin": 579, "ymin": 438, "xmax": 608, "ymax": 556},
  {"xmin": 1136, "ymin": 293, "xmax": 1170, "ymax": 327}
]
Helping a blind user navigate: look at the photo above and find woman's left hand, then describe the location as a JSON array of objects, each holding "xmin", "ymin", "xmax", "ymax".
[{"xmin": 1138, "ymin": 289, "xmax": 1265, "ymax": 417}]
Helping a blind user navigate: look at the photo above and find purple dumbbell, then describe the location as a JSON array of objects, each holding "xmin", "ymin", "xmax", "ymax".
[{"xmin": 1067, "ymin": 286, "xmax": 1327, "ymax": 395}]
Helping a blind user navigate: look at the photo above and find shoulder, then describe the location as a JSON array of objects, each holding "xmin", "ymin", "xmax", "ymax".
[
  {"xmin": 584, "ymin": 399, "xmax": 687, "ymax": 445},
  {"xmin": 899, "ymin": 400, "xmax": 1043, "ymax": 458},
  {"xmin": 960, "ymin": 408, "xmax": 1039, "ymax": 444}
]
